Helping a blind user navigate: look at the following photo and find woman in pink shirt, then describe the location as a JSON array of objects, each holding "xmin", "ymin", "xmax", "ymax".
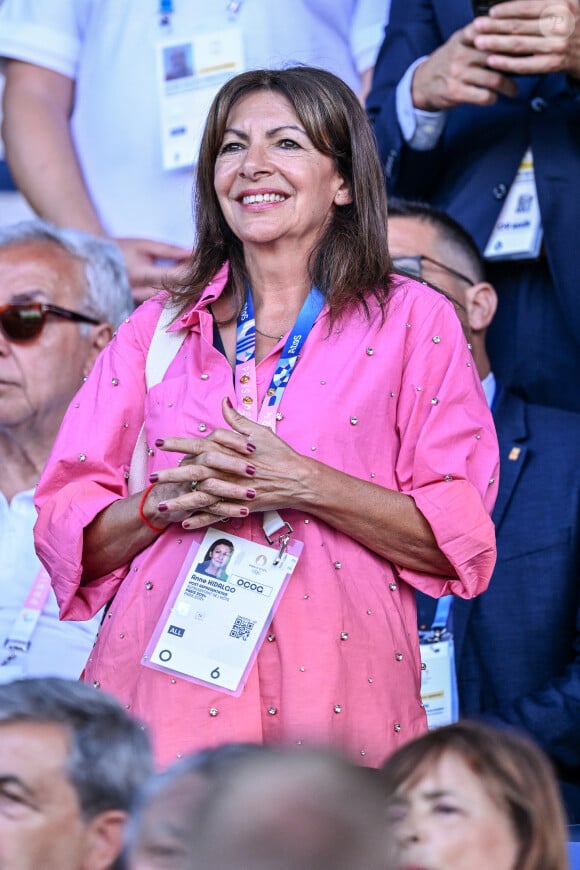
[{"xmin": 35, "ymin": 67, "xmax": 499, "ymax": 769}]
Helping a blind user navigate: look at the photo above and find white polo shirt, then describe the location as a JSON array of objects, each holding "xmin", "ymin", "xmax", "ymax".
[{"xmin": 0, "ymin": 0, "xmax": 387, "ymax": 247}]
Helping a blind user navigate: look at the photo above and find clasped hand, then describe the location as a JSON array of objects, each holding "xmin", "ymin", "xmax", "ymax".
[{"xmin": 149, "ymin": 397, "xmax": 309, "ymax": 530}]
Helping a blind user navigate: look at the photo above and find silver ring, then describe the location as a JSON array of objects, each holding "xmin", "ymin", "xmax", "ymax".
[{"xmin": 189, "ymin": 480, "xmax": 199, "ymax": 492}]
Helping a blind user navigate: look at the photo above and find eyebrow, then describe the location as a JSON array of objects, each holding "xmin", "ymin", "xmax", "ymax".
[
  {"xmin": 420, "ymin": 789, "xmax": 456, "ymax": 800},
  {"xmin": 10, "ymin": 290, "xmax": 46, "ymax": 304},
  {"xmin": 393, "ymin": 787, "xmax": 456, "ymax": 806},
  {"xmin": 223, "ymin": 124, "xmax": 307, "ymax": 140}
]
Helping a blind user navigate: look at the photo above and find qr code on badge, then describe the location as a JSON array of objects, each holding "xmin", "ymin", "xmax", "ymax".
[{"xmin": 229, "ymin": 615, "xmax": 256, "ymax": 642}]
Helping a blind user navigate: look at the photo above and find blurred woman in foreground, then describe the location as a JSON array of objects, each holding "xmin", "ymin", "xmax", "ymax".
[{"xmin": 381, "ymin": 720, "xmax": 569, "ymax": 870}]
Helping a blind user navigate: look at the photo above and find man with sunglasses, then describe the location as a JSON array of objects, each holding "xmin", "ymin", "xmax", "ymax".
[
  {"xmin": 387, "ymin": 198, "xmax": 580, "ymax": 825},
  {"xmin": 0, "ymin": 219, "xmax": 132, "ymax": 682}
]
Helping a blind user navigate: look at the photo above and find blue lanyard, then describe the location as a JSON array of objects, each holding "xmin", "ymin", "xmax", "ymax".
[
  {"xmin": 432, "ymin": 595, "xmax": 453, "ymax": 631},
  {"xmin": 159, "ymin": 2, "xmax": 243, "ymax": 16},
  {"xmin": 159, "ymin": 0, "xmax": 173, "ymax": 27},
  {"xmin": 235, "ymin": 286, "xmax": 325, "ymax": 430},
  {"xmin": 159, "ymin": 1, "xmax": 243, "ymax": 26}
]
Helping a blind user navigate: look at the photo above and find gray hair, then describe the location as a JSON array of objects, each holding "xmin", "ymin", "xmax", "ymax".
[
  {"xmin": 0, "ymin": 678, "xmax": 153, "ymax": 820},
  {"xmin": 0, "ymin": 219, "xmax": 133, "ymax": 326}
]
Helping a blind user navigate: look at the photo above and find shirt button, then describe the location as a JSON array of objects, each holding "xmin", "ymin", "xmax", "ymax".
[
  {"xmin": 530, "ymin": 97, "xmax": 547, "ymax": 112},
  {"xmin": 492, "ymin": 183, "xmax": 507, "ymax": 200}
]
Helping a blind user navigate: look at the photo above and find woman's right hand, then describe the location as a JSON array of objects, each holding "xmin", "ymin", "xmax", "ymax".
[{"xmin": 144, "ymin": 425, "xmax": 260, "ymax": 529}]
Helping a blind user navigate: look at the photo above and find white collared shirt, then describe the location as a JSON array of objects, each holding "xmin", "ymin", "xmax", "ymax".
[{"xmin": 481, "ymin": 371, "xmax": 496, "ymax": 409}]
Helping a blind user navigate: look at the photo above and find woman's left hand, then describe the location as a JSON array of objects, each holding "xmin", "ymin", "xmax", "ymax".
[{"xmin": 154, "ymin": 397, "xmax": 313, "ymax": 529}]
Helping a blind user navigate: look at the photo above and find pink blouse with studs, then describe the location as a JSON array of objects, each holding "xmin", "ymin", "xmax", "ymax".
[{"xmin": 35, "ymin": 267, "xmax": 499, "ymax": 769}]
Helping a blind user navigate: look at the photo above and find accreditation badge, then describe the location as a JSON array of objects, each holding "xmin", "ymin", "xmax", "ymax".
[
  {"xmin": 156, "ymin": 26, "xmax": 245, "ymax": 170},
  {"xmin": 143, "ymin": 527, "xmax": 303, "ymax": 695},
  {"xmin": 484, "ymin": 148, "xmax": 543, "ymax": 261},
  {"xmin": 419, "ymin": 636, "xmax": 458, "ymax": 729}
]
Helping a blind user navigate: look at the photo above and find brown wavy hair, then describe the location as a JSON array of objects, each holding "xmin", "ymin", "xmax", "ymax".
[
  {"xmin": 172, "ymin": 66, "xmax": 392, "ymax": 325},
  {"xmin": 380, "ymin": 720, "xmax": 569, "ymax": 870}
]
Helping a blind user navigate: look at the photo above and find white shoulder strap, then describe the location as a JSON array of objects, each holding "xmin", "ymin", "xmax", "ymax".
[
  {"xmin": 144, "ymin": 302, "xmax": 186, "ymax": 389},
  {"xmin": 128, "ymin": 303, "xmax": 188, "ymax": 494}
]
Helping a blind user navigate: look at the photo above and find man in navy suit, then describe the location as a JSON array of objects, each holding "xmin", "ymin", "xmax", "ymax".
[
  {"xmin": 367, "ymin": 0, "xmax": 580, "ymax": 413},
  {"xmin": 387, "ymin": 198, "xmax": 580, "ymax": 823}
]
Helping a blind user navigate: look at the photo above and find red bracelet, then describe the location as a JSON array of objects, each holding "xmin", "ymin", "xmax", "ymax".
[{"xmin": 138, "ymin": 483, "xmax": 166, "ymax": 533}]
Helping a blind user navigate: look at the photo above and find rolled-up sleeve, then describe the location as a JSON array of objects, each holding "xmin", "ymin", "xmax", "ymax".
[
  {"xmin": 392, "ymin": 290, "xmax": 498, "ymax": 598},
  {"xmin": 0, "ymin": 0, "xmax": 84, "ymax": 78}
]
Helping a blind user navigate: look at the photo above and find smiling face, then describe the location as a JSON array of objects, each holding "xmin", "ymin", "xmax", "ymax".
[
  {"xmin": 213, "ymin": 90, "xmax": 351, "ymax": 258},
  {"xmin": 389, "ymin": 752, "xmax": 519, "ymax": 870},
  {"xmin": 209, "ymin": 544, "xmax": 233, "ymax": 571}
]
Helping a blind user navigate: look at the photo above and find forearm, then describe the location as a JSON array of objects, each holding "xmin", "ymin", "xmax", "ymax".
[
  {"xmin": 2, "ymin": 61, "xmax": 104, "ymax": 233},
  {"xmin": 82, "ymin": 490, "xmax": 167, "ymax": 582},
  {"xmin": 295, "ymin": 456, "xmax": 456, "ymax": 576}
]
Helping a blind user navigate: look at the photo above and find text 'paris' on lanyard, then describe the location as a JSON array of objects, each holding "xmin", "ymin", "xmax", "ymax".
[
  {"xmin": 234, "ymin": 285, "xmax": 325, "ymax": 432},
  {"xmin": 234, "ymin": 284, "xmax": 325, "ymax": 560},
  {"xmin": 158, "ymin": 0, "xmax": 244, "ymax": 27}
]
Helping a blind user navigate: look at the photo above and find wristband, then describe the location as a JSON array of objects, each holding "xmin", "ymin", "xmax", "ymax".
[{"xmin": 138, "ymin": 484, "xmax": 166, "ymax": 533}]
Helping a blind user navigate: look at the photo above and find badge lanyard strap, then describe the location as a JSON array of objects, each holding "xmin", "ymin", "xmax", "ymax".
[
  {"xmin": 235, "ymin": 285, "xmax": 324, "ymax": 431},
  {"xmin": 158, "ymin": 1, "xmax": 244, "ymax": 25},
  {"xmin": 431, "ymin": 594, "xmax": 453, "ymax": 635},
  {"xmin": 158, "ymin": 0, "xmax": 173, "ymax": 28},
  {"xmin": 234, "ymin": 285, "xmax": 325, "ymax": 556},
  {"xmin": 1, "ymin": 568, "xmax": 52, "ymax": 666}
]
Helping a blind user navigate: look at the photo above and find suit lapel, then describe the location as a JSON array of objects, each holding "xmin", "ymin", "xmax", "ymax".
[
  {"xmin": 453, "ymin": 388, "xmax": 529, "ymax": 661},
  {"xmin": 490, "ymin": 389, "xmax": 528, "ymax": 531}
]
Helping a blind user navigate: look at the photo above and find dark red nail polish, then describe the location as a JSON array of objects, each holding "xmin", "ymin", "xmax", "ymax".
[
  {"xmin": 158, "ymin": 503, "xmax": 168, "ymax": 512},
  {"xmin": 155, "ymin": 438, "xmax": 165, "ymax": 447},
  {"xmin": 240, "ymin": 507, "xmax": 249, "ymax": 516},
  {"xmin": 246, "ymin": 464, "xmax": 256, "ymax": 475},
  {"xmin": 246, "ymin": 442, "xmax": 256, "ymax": 453},
  {"xmin": 246, "ymin": 489, "xmax": 256, "ymax": 499},
  {"xmin": 225, "ymin": 396, "xmax": 233, "ymax": 408},
  {"xmin": 149, "ymin": 472, "xmax": 159, "ymax": 483}
]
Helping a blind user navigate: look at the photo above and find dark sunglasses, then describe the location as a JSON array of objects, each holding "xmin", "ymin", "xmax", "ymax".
[
  {"xmin": 0, "ymin": 303, "xmax": 101, "ymax": 343},
  {"xmin": 391, "ymin": 254, "xmax": 476, "ymax": 287}
]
